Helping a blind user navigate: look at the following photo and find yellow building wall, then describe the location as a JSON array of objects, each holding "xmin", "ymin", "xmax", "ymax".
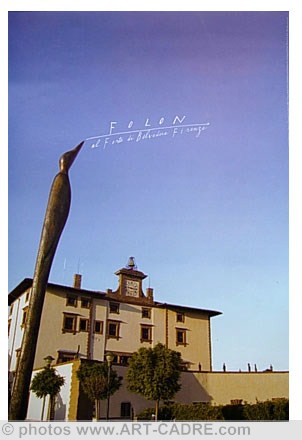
[
  {"xmin": 8, "ymin": 283, "xmax": 215, "ymax": 378},
  {"xmin": 104, "ymin": 304, "xmax": 212, "ymax": 372},
  {"xmin": 34, "ymin": 289, "xmax": 90, "ymax": 368},
  {"xmin": 90, "ymin": 297, "xmax": 107, "ymax": 361},
  {"xmin": 108, "ymin": 369, "xmax": 289, "ymax": 418},
  {"xmin": 105, "ymin": 302, "xmax": 166, "ymax": 353},
  {"xmin": 152, "ymin": 307, "xmax": 166, "ymax": 346},
  {"xmin": 15, "ymin": 283, "xmax": 214, "ymax": 372},
  {"xmin": 68, "ymin": 364, "xmax": 289, "ymax": 420},
  {"xmin": 167, "ymin": 309, "xmax": 212, "ymax": 371},
  {"xmin": 191, "ymin": 371, "xmax": 289, "ymax": 405}
]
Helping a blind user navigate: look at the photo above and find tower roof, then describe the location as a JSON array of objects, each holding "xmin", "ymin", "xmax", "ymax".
[{"xmin": 114, "ymin": 256, "xmax": 147, "ymax": 280}]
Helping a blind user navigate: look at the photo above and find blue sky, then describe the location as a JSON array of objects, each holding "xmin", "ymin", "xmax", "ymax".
[{"xmin": 8, "ymin": 11, "xmax": 288, "ymax": 371}]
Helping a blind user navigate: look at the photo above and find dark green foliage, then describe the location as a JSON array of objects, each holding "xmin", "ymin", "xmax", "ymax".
[
  {"xmin": 76, "ymin": 361, "xmax": 122, "ymax": 402},
  {"xmin": 137, "ymin": 399, "xmax": 289, "ymax": 421},
  {"xmin": 127, "ymin": 343, "xmax": 182, "ymax": 420},
  {"xmin": 137, "ymin": 406, "xmax": 172, "ymax": 420},
  {"xmin": 127, "ymin": 343, "xmax": 182, "ymax": 402},
  {"xmin": 221, "ymin": 404, "xmax": 246, "ymax": 420},
  {"xmin": 137, "ymin": 403, "xmax": 223, "ymax": 420},
  {"xmin": 271, "ymin": 398, "xmax": 289, "ymax": 420},
  {"xmin": 172, "ymin": 403, "xmax": 224, "ymax": 421},
  {"xmin": 30, "ymin": 365, "xmax": 65, "ymax": 398},
  {"xmin": 242, "ymin": 398, "xmax": 289, "ymax": 420}
]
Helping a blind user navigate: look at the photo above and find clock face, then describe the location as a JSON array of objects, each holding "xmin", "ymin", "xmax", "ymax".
[{"xmin": 125, "ymin": 279, "xmax": 139, "ymax": 297}]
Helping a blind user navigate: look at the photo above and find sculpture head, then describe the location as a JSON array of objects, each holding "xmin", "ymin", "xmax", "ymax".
[{"xmin": 59, "ymin": 141, "xmax": 84, "ymax": 174}]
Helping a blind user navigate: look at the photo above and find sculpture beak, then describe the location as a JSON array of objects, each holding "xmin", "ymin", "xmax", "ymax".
[
  {"xmin": 73, "ymin": 140, "xmax": 85, "ymax": 155},
  {"xmin": 60, "ymin": 141, "xmax": 85, "ymax": 173}
]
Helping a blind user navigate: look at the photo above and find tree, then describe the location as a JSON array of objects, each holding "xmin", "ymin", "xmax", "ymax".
[
  {"xmin": 76, "ymin": 361, "xmax": 122, "ymax": 420},
  {"xmin": 126, "ymin": 343, "xmax": 182, "ymax": 420},
  {"xmin": 30, "ymin": 364, "xmax": 65, "ymax": 420}
]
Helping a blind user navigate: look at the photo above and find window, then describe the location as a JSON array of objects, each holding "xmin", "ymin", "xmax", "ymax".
[
  {"xmin": 9, "ymin": 304, "xmax": 14, "ymax": 316},
  {"xmin": 176, "ymin": 312, "xmax": 185, "ymax": 323},
  {"xmin": 120, "ymin": 355, "xmax": 130, "ymax": 365},
  {"xmin": 79, "ymin": 318, "xmax": 89, "ymax": 332},
  {"xmin": 94, "ymin": 320, "xmax": 103, "ymax": 334},
  {"xmin": 142, "ymin": 308, "xmax": 151, "ymax": 319},
  {"xmin": 81, "ymin": 298, "xmax": 91, "ymax": 308},
  {"xmin": 109, "ymin": 302, "xmax": 120, "ymax": 314},
  {"xmin": 21, "ymin": 307, "xmax": 28, "ymax": 328},
  {"xmin": 8, "ymin": 319, "xmax": 11, "ymax": 336},
  {"xmin": 57, "ymin": 351, "xmax": 77, "ymax": 364},
  {"xmin": 121, "ymin": 402, "xmax": 132, "ymax": 419},
  {"xmin": 140, "ymin": 325, "xmax": 152, "ymax": 343},
  {"xmin": 66, "ymin": 295, "xmax": 77, "ymax": 307},
  {"xmin": 62, "ymin": 314, "xmax": 77, "ymax": 333},
  {"xmin": 107, "ymin": 321, "xmax": 120, "ymax": 339},
  {"xmin": 25, "ymin": 291, "xmax": 30, "ymax": 302},
  {"xmin": 176, "ymin": 329, "xmax": 187, "ymax": 346}
]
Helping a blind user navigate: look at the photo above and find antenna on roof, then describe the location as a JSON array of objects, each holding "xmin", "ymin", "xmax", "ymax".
[
  {"xmin": 77, "ymin": 258, "xmax": 84, "ymax": 275},
  {"xmin": 63, "ymin": 258, "xmax": 67, "ymax": 284}
]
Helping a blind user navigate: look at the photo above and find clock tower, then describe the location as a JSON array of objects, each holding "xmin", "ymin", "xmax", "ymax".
[{"xmin": 111, "ymin": 257, "xmax": 154, "ymax": 303}]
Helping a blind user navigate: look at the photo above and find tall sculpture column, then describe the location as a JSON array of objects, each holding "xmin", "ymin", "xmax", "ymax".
[{"xmin": 9, "ymin": 141, "xmax": 84, "ymax": 420}]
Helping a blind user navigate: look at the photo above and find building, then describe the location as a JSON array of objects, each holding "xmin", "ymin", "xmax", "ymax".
[
  {"xmin": 8, "ymin": 258, "xmax": 220, "ymax": 374},
  {"xmin": 8, "ymin": 258, "xmax": 289, "ymax": 420}
]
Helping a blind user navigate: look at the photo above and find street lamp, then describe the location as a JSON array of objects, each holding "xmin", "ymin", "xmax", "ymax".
[
  {"xmin": 44, "ymin": 355, "xmax": 54, "ymax": 367},
  {"xmin": 41, "ymin": 355, "xmax": 55, "ymax": 420},
  {"xmin": 105, "ymin": 352, "xmax": 115, "ymax": 420}
]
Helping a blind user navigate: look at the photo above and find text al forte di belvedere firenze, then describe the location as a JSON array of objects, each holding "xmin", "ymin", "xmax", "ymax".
[{"xmin": 86, "ymin": 115, "xmax": 210, "ymax": 149}]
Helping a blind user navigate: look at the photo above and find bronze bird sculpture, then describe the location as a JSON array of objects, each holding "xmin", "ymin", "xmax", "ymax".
[{"xmin": 9, "ymin": 141, "xmax": 84, "ymax": 420}]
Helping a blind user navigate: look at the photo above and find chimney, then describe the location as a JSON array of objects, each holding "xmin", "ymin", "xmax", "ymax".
[
  {"xmin": 146, "ymin": 287, "xmax": 153, "ymax": 301},
  {"xmin": 73, "ymin": 274, "xmax": 82, "ymax": 289}
]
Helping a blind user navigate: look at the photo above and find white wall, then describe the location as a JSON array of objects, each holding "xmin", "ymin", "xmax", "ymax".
[
  {"xmin": 8, "ymin": 292, "xmax": 29, "ymax": 372},
  {"xmin": 26, "ymin": 362, "xmax": 73, "ymax": 421}
]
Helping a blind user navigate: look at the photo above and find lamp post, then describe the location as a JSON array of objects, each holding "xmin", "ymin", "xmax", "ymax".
[
  {"xmin": 41, "ymin": 356, "xmax": 54, "ymax": 421},
  {"xmin": 41, "ymin": 355, "xmax": 55, "ymax": 421},
  {"xmin": 105, "ymin": 352, "xmax": 115, "ymax": 420},
  {"xmin": 44, "ymin": 355, "xmax": 55, "ymax": 367}
]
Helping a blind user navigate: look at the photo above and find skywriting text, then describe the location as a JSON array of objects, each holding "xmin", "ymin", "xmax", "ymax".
[{"xmin": 85, "ymin": 115, "xmax": 210, "ymax": 149}]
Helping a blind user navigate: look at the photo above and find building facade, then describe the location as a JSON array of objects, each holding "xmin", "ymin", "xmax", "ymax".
[
  {"xmin": 8, "ymin": 259, "xmax": 220, "ymax": 377},
  {"xmin": 8, "ymin": 258, "xmax": 288, "ymax": 420}
]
